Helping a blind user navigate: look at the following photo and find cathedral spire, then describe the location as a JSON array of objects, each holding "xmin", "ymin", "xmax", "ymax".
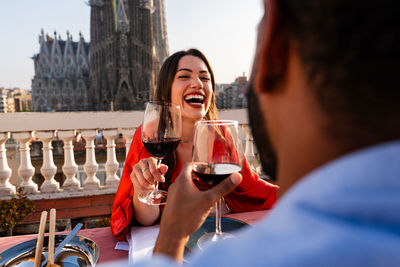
[
  {"xmin": 39, "ymin": 29, "xmax": 50, "ymax": 56},
  {"xmin": 114, "ymin": 0, "xmax": 129, "ymax": 32},
  {"xmin": 76, "ymin": 31, "xmax": 89, "ymax": 77},
  {"xmin": 37, "ymin": 29, "xmax": 51, "ymax": 78},
  {"xmin": 152, "ymin": 0, "xmax": 169, "ymax": 66},
  {"xmin": 50, "ymin": 30, "xmax": 64, "ymax": 77},
  {"xmin": 64, "ymin": 30, "xmax": 77, "ymax": 77}
]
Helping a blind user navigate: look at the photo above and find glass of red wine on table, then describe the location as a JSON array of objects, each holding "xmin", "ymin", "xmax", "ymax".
[
  {"xmin": 192, "ymin": 120, "xmax": 243, "ymax": 249},
  {"xmin": 138, "ymin": 101, "xmax": 182, "ymax": 205}
]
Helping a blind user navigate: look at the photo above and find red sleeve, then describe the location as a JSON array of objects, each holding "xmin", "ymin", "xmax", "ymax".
[
  {"xmin": 224, "ymin": 155, "xmax": 278, "ymax": 213},
  {"xmin": 110, "ymin": 126, "xmax": 148, "ymax": 241}
]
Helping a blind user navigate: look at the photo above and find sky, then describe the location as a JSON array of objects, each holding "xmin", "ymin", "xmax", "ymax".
[{"xmin": 0, "ymin": 0, "xmax": 263, "ymax": 89}]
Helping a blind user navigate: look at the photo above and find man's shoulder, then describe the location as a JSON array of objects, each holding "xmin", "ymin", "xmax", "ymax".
[{"xmin": 187, "ymin": 213, "xmax": 400, "ymax": 266}]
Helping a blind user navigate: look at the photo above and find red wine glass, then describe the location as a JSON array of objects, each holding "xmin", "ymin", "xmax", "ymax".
[
  {"xmin": 192, "ymin": 120, "xmax": 243, "ymax": 249},
  {"xmin": 138, "ymin": 101, "xmax": 182, "ymax": 205}
]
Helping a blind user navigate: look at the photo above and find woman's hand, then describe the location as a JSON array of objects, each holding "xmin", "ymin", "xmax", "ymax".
[
  {"xmin": 131, "ymin": 157, "xmax": 168, "ymax": 226},
  {"xmin": 130, "ymin": 157, "xmax": 168, "ymax": 191}
]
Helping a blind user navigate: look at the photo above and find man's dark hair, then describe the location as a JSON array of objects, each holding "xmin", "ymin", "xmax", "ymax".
[{"xmin": 279, "ymin": 0, "xmax": 400, "ymax": 144}]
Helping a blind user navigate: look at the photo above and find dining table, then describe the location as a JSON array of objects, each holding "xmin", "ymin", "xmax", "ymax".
[{"xmin": 0, "ymin": 210, "xmax": 268, "ymax": 265}]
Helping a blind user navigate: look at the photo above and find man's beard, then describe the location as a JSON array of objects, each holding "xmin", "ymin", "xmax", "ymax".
[{"xmin": 246, "ymin": 83, "xmax": 278, "ymax": 181}]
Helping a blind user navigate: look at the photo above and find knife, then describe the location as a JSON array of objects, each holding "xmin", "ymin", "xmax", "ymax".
[{"xmin": 54, "ymin": 223, "xmax": 83, "ymax": 254}]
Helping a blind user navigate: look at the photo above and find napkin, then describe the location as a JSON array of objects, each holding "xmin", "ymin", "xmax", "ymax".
[{"xmin": 127, "ymin": 225, "xmax": 160, "ymax": 264}]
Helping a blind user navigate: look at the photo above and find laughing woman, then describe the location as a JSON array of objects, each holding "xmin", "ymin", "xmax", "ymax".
[{"xmin": 110, "ymin": 48, "xmax": 277, "ymax": 240}]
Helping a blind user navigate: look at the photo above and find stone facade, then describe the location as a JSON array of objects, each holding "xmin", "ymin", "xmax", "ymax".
[
  {"xmin": 32, "ymin": 31, "xmax": 90, "ymax": 112},
  {"xmin": 31, "ymin": 0, "xmax": 168, "ymax": 112},
  {"xmin": 89, "ymin": 0, "xmax": 169, "ymax": 111}
]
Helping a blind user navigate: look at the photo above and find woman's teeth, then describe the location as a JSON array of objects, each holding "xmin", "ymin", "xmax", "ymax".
[{"xmin": 184, "ymin": 95, "xmax": 204, "ymax": 104}]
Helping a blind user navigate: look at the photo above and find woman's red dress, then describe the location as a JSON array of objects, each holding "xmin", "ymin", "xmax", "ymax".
[{"xmin": 111, "ymin": 126, "xmax": 277, "ymax": 240}]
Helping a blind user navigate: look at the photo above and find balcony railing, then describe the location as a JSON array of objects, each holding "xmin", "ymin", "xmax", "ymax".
[{"xmin": 0, "ymin": 109, "xmax": 257, "ymax": 200}]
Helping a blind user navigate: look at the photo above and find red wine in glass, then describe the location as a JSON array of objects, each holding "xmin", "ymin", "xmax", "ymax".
[
  {"xmin": 143, "ymin": 138, "xmax": 180, "ymax": 158},
  {"xmin": 193, "ymin": 163, "xmax": 241, "ymax": 191}
]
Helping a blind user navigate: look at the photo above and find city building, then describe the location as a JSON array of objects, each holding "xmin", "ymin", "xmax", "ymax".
[
  {"xmin": 31, "ymin": 30, "xmax": 91, "ymax": 112},
  {"xmin": 88, "ymin": 0, "xmax": 168, "ymax": 111},
  {"xmin": 0, "ymin": 88, "xmax": 32, "ymax": 113},
  {"xmin": 9, "ymin": 88, "xmax": 33, "ymax": 112},
  {"xmin": 0, "ymin": 88, "xmax": 6, "ymax": 113},
  {"xmin": 216, "ymin": 74, "xmax": 248, "ymax": 110}
]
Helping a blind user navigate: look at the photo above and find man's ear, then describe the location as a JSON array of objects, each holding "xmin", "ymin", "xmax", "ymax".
[{"xmin": 255, "ymin": 0, "xmax": 289, "ymax": 94}]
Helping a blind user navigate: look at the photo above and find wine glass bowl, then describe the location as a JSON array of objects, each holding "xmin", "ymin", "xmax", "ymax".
[
  {"xmin": 192, "ymin": 120, "xmax": 243, "ymax": 248},
  {"xmin": 138, "ymin": 101, "xmax": 182, "ymax": 205},
  {"xmin": 193, "ymin": 163, "xmax": 242, "ymax": 191}
]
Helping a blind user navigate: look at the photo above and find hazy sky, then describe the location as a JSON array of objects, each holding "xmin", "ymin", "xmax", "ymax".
[{"xmin": 0, "ymin": 0, "xmax": 263, "ymax": 89}]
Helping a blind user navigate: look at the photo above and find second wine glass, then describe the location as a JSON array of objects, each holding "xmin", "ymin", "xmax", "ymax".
[
  {"xmin": 138, "ymin": 101, "xmax": 182, "ymax": 205},
  {"xmin": 192, "ymin": 120, "xmax": 243, "ymax": 249}
]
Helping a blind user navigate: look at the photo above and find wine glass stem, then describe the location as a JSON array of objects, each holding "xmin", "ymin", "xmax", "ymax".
[
  {"xmin": 215, "ymin": 198, "xmax": 222, "ymax": 236},
  {"xmin": 151, "ymin": 158, "xmax": 162, "ymax": 196}
]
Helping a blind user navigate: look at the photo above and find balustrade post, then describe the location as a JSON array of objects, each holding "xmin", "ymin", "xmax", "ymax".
[
  {"xmin": 242, "ymin": 125, "xmax": 255, "ymax": 166},
  {"xmin": 103, "ymin": 129, "xmax": 120, "ymax": 189},
  {"xmin": 58, "ymin": 130, "xmax": 80, "ymax": 191},
  {"xmin": 122, "ymin": 128, "xmax": 135, "ymax": 158},
  {"xmin": 37, "ymin": 131, "xmax": 60, "ymax": 193},
  {"xmin": 81, "ymin": 130, "xmax": 100, "ymax": 190},
  {"xmin": 13, "ymin": 132, "xmax": 37, "ymax": 194},
  {"xmin": 0, "ymin": 132, "xmax": 16, "ymax": 196}
]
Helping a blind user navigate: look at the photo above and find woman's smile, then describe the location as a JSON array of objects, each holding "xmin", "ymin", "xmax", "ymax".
[{"xmin": 184, "ymin": 92, "xmax": 206, "ymax": 107}]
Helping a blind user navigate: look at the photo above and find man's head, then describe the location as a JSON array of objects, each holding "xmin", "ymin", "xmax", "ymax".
[{"xmin": 248, "ymin": 0, "xmax": 400, "ymax": 193}]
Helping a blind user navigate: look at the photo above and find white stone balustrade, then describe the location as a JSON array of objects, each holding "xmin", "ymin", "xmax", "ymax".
[
  {"xmin": 103, "ymin": 129, "xmax": 120, "ymax": 189},
  {"xmin": 58, "ymin": 130, "xmax": 80, "ymax": 191},
  {"xmin": 37, "ymin": 131, "xmax": 60, "ymax": 193},
  {"xmin": 14, "ymin": 132, "xmax": 38, "ymax": 194},
  {"xmin": 0, "ymin": 109, "xmax": 256, "ymax": 200},
  {"xmin": 122, "ymin": 128, "xmax": 135, "ymax": 157},
  {"xmin": 81, "ymin": 130, "xmax": 101, "ymax": 190},
  {"xmin": 242, "ymin": 125, "xmax": 256, "ymax": 166},
  {"xmin": 0, "ymin": 133, "xmax": 15, "ymax": 195}
]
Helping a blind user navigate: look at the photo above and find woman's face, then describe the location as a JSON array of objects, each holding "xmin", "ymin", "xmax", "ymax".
[{"xmin": 171, "ymin": 55, "xmax": 213, "ymax": 122}]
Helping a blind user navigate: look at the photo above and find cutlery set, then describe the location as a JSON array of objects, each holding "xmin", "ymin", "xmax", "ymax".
[{"xmin": 33, "ymin": 209, "xmax": 82, "ymax": 267}]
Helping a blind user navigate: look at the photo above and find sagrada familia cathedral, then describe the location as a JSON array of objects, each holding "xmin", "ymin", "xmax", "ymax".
[{"xmin": 31, "ymin": 0, "xmax": 168, "ymax": 111}]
